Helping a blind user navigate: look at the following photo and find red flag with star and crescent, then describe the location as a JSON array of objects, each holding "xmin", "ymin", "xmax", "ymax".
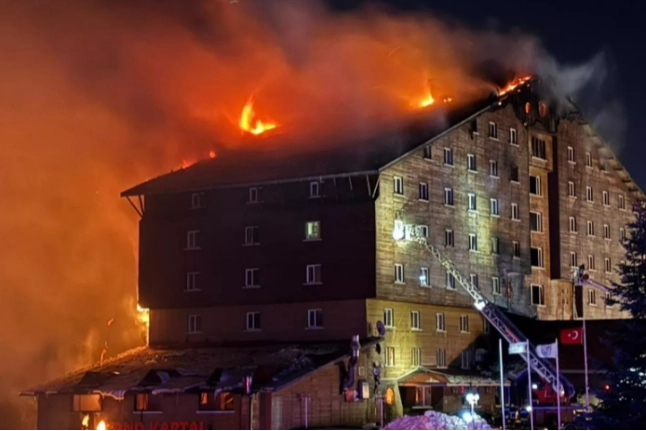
[{"xmin": 560, "ymin": 327, "xmax": 583, "ymax": 345}]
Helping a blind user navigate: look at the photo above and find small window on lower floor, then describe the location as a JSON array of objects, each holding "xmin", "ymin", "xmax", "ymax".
[
  {"xmin": 588, "ymin": 289, "xmax": 597, "ymax": 306},
  {"xmin": 411, "ymin": 348, "xmax": 422, "ymax": 367},
  {"xmin": 385, "ymin": 346, "xmax": 396, "ymax": 367},
  {"xmin": 199, "ymin": 391, "xmax": 234, "ymax": 411},
  {"xmin": 531, "ymin": 284, "xmax": 545, "ymax": 306},
  {"xmin": 436, "ymin": 348, "xmax": 447, "ymax": 368},
  {"xmin": 72, "ymin": 394, "xmax": 102, "ymax": 412},
  {"xmin": 135, "ymin": 393, "xmax": 163, "ymax": 412},
  {"xmin": 460, "ymin": 350, "xmax": 471, "ymax": 369},
  {"xmin": 187, "ymin": 314, "xmax": 202, "ymax": 334},
  {"xmin": 307, "ymin": 309, "xmax": 323, "ymax": 328}
]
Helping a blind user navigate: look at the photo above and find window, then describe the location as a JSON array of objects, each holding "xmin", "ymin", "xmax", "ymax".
[
  {"xmin": 411, "ymin": 311, "xmax": 421, "ymax": 330},
  {"xmin": 467, "ymin": 154, "xmax": 477, "ymax": 171},
  {"xmin": 509, "ymin": 128, "xmax": 518, "ymax": 145},
  {"xmin": 568, "ymin": 181, "xmax": 576, "ymax": 198},
  {"xmin": 491, "ymin": 237, "xmax": 500, "ymax": 254},
  {"xmin": 620, "ymin": 228, "xmax": 626, "ymax": 241},
  {"xmin": 490, "ymin": 198, "xmax": 499, "ymax": 216},
  {"xmin": 570, "ymin": 252, "xmax": 578, "ymax": 268},
  {"xmin": 423, "ymin": 145, "xmax": 432, "ymax": 159},
  {"xmin": 443, "ymin": 148, "xmax": 453, "ymax": 165},
  {"xmin": 587, "ymin": 221, "xmax": 595, "ymax": 237},
  {"xmin": 307, "ymin": 309, "xmax": 323, "ymax": 328},
  {"xmin": 186, "ymin": 230, "xmax": 200, "ymax": 250},
  {"xmin": 248, "ymin": 187, "xmax": 258, "ymax": 203},
  {"xmin": 199, "ymin": 392, "xmax": 234, "ymax": 411},
  {"xmin": 385, "ymin": 347, "xmax": 396, "ymax": 367},
  {"xmin": 186, "ymin": 272, "xmax": 200, "ymax": 292},
  {"xmin": 530, "ymin": 175, "xmax": 542, "ymax": 196},
  {"xmin": 245, "ymin": 268, "xmax": 260, "ymax": 287},
  {"xmin": 469, "ymin": 273, "xmax": 479, "ymax": 288},
  {"xmin": 619, "ymin": 194, "xmax": 625, "ymax": 210},
  {"xmin": 246, "ymin": 312, "xmax": 261, "ymax": 331},
  {"xmin": 244, "ymin": 226, "xmax": 259, "ymax": 245},
  {"xmin": 306, "ymin": 264, "xmax": 322, "ymax": 284},
  {"xmin": 419, "ymin": 267, "xmax": 429, "ymax": 287},
  {"xmin": 510, "ymin": 166, "xmax": 519, "ymax": 182},
  {"xmin": 586, "ymin": 186, "xmax": 593, "ymax": 202},
  {"xmin": 531, "ymin": 285, "xmax": 545, "ymax": 306},
  {"xmin": 488, "ymin": 121, "xmax": 498, "ymax": 138},
  {"xmin": 444, "ymin": 188, "xmax": 454, "ymax": 206},
  {"xmin": 531, "ymin": 247, "xmax": 544, "ymax": 268},
  {"xmin": 492, "ymin": 277, "xmax": 501, "ymax": 295},
  {"xmin": 72, "ymin": 395, "xmax": 101, "ymax": 412},
  {"xmin": 531, "ymin": 136, "xmax": 547, "ymax": 159},
  {"xmin": 585, "ymin": 152, "xmax": 592, "ymax": 167},
  {"xmin": 513, "ymin": 241, "xmax": 521, "ymax": 258},
  {"xmin": 605, "ymin": 257, "xmax": 612, "ymax": 273},
  {"xmin": 569, "ymin": 217, "xmax": 577, "ymax": 233},
  {"xmin": 394, "ymin": 264, "xmax": 404, "ymax": 284},
  {"xmin": 418, "ymin": 225, "xmax": 430, "ymax": 238},
  {"xmin": 588, "ymin": 255, "xmax": 596, "ymax": 271},
  {"xmin": 309, "ymin": 181, "xmax": 320, "ymax": 198},
  {"xmin": 445, "ymin": 229, "xmax": 454, "ymax": 247},
  {"xmin": 459, "ymin": 315, "xmax": 469, "ymax": 333},
  {"xmin": 468, "ymin": 193, "xmax": 477, "ymax": 211},
  {"xmin": 603, "ymin": 191, "xmax": 609, "ymax": 206},
  {"xmin": 489, "ymin": 160, "xmax": 499, "ymax": 177},
  {"xmin": 187, "ymin": 314, "xmax": 202, "ymax": 334},
  {"xmin": 468, "ymin": 233, "xmax": 478, "ymax": 251},
  {"xmin": 436, "ymin": 313, "xmax": 446, "ymax": 331},
  {"xmin": 384, "ymin": 308, "xmax": 394, "ymax": 328},
  {"xmin": 461, "ymin": 350, "xmax": 471, "ymax": 369},
  {"xmin": 530, "ymin": 212, "xmax": 542, "ymax": 232},
  {"xmin": 567, "ymin": 146, "xmax": 575, "ymax": 163},
  {"xmin": 511, "ymin": 203, "xmax": 520, "ymax": 221},
  {"xmin": 419, "ymin": 182, "xmax": 429, "ymax": 201},
  {"xmin": 446, "ymin": 271, "xmax": 456, "ymax": 289},
  {"xmin": 393, "ymin": 176, "xmax": 404, "ymax": 195},
  {"xmin": 190, "ymin": 192, "xmax": 202, "ymax": 209},
  {"xmin": 588, "ymin": 289, "xmax": 597, "ymax": 306},
  {"xmin": 135, "ymin": 393, "xmax": 162, "ymax": 412},
  {"xmin": 411, "ymin": 348, "xmax": 422, "ymax": 367},
  {"xmin": 305, "ymin": 221, "xmax": 321, "ymax": 240},
  {"xmin": 603, "ymin": 224, "xmax": 610, "ymax": 239},
  {"xmin": 483, "ymin": 319, "xmax": 490, "ymax": 334},
  {"xmin": 436, "ymin": 349, "xmax": 447, "ymax": 368},
  {"xmin": 469, "ymin": 119, "xmax": 478, "ymax": 134}
]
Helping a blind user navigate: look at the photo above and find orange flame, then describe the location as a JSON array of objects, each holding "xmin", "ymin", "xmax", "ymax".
[
  {"xmin": 209, "ymin": 150, "xmax": 217, "ymax": 159},
  {"xmin": 417, "ymin": 91, "xmax": 435, "ymax": 108},
  {"xmin": 499, "ymin": 75, "xmax": 532, "ymax": 96},
  {"xmin": 82, "ymin": 415, "xmax": 90, "ymax": 428},
  {"xmin": 239, "ymin": 97, "xmax": 277, "ymax": 135},
  {"xmin": 96, "ymin": 420, "xmax": 106, "ymax": 431}
]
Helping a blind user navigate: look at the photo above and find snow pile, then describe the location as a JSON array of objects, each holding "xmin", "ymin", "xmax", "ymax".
[{"xmin": 383, "ymin": 410, "xmax": 492, "ymax": 430}]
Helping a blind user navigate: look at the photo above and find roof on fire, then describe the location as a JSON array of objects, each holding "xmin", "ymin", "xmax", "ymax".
[
  {"xmin": 121, "ymin": 79, "xmax": 644, "ymax": 201},
  {"xmin": 21, "ymin": 340, "xmax": 379, "ymax": 398}
]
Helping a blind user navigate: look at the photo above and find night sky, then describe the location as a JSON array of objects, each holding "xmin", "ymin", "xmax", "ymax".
[{"xmin": 331, "ymin": 0, "xmax": 645, "ymax": 189}]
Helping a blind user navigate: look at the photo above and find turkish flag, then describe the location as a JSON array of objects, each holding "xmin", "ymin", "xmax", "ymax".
[{"xmin": 560, "ymin": 327, "xmax": 583, "ymax": 345}]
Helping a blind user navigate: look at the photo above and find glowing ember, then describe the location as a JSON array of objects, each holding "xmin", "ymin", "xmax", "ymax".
[
  {"xmin": 239, "ymin": 97, "xmax": 277, "ymax": 135},
  {"xmin": 82, "ymin": 415, "xmax": 90, "ymax": 428},
  {"xmin": 499, "ymin": 75, "xmax": 532, "ymax": 96},
  {"xmin": 209, "ymin": 150, "xmax": 216, "ymax": 159},
  {"xmin": 443, "ymin": 97, "xmax": 453, "ymax": 103},
  {"xmin": 96, "ymin": 420, "xmax": 106, "ymax": 431},
  {"xmin": 137, "ymin": 304, "xmax": 150, "ymax": 327}
]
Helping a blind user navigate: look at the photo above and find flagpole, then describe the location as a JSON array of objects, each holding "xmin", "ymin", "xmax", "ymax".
[
  {"xmin": 499, "ymin": 338, "xmax": 506, "ymax": 430},
  {"xmin": 556, "ymin": 338, "xmax": 561, "ymax": 430},
  {"xmin": 526, "ymin": 340, "xmax": 534, "ymax": 431},
  {"xmin": 583, "ymin": 319, "xmax": 590, "ymax": 414}
]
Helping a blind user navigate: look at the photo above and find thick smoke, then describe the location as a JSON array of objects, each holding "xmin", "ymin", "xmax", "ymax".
[{"xmin": 0, "ymin": 0, "xmax": 620, "ymax": 428}]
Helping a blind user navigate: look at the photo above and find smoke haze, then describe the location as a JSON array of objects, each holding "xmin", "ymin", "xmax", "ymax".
[{"xmin": 0, "ymin": 0, "xmax": 622, "ymax": 427}]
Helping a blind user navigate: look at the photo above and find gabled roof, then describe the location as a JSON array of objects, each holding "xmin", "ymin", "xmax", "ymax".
[{"xmin": 22, "ymin": 340, "xmax": 379, "ymax": 398}]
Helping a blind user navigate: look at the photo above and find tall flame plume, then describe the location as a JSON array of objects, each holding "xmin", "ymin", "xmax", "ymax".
[{"xmin": 239, "ymin": 97, "xmax": 277, "ymax": 136}]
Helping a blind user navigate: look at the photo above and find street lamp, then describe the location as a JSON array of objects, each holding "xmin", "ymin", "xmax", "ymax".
[{"xmin": 466, "ymin": 392, "xmax": 480, "ymax": 420}]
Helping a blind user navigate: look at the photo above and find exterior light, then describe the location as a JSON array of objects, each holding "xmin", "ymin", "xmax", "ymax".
[
  {"xmin": 474, "ymin": 300, "xmax": 485, "ymax": 311},
  {"xmin": 526, "ymin": 405, "xmax": 532, "ymax": 412},
  {"xmin": 392, "ymin": 220, "xmax": 405, "ymax": 241},
  {"xmin": 461, "ymin": 412, "xmax": 473, "ymax": 423},
  {"xmin": 466, "ymin": 392, "xmax": 479, "ymax": 418},
  {"xmin": 532, "ymin": 383, "xmax": 538, "ymax": 390}
]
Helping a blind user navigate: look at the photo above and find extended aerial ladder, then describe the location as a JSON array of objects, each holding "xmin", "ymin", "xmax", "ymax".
[
  {"xmin": 574, "ymin": 265, "xmax": 616, "ymax": 295},
  {"xmin": 393, "ymin": 221, "xmax": 575, "ymax": 398}
]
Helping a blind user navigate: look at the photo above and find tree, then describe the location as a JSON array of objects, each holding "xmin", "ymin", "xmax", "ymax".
[{"xmin": 585, "ymin": 200, "xmax": 646, "ymax": 429}]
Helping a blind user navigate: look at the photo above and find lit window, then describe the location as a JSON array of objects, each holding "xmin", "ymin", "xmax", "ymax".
[
  {"xmin": 569, "ymin": 217, "xmax": 577, "ymax": 233},
  {"xmin": 531, "ymin": 285, "xmax": 544, "ymax": 306},
  {"xmin": 244, "ymin": 226, "xmax": 259, "ymax": 245},
  {"xmin": 306, "ymin": 264, "xmax": 322, "ymax": 285},
  {"xmin": 445, "ymin": 229, "xmax": 454, "ymax": 247},
  {"xmin": 513, "ymin": 241, "xmax": 520, "ymax": 258},
  {"xmin": 585, "ymin": 152, "xmax": 592, "ymax": 167},
  {"xmin": 488, "ymin": 121, "xmax": 498, "ymax": 138},
  {"xmin": 467, "ymin": 154, "xmax": 477, "ymax": 171},
  {"xmin": 587, "ymin": 221, "xmax": 595, "ymax": 237},
  {"xmin": 468, "ymin": 234, "xmax": 478, "ymax": 251},
  {"xmin": 436, "ymin": 349, "xmax": 447, "ymax": 368},
  {"xmin": 530, "ymin": 175, "xmax": 542, "ymax": 196},
  {"xmin": 568, "ymin": 181, "xmax": 576, "ymax": 198},
  {"xmin": 588, "ymin": 289, "xmax": 597, "ymax": 306},
  {"xmin": 307, "ymin": 309, "xmax": 323, "ymax": 328},
  {"xmin": 309, "ymin": 181, "xmax": 320, "ymax": 198},
  {"xmin": 530, "ymin": 212, "xmax": 542, "ymax": 232},
  {"xmin": 245, "ymin": 268, "xmax": 260, "ymax": 287},
  {"xmin": 492, "ymin": 277, "xmax": 501, "ymax": 295},
  {"xmin": 305, "ymin": 221, "xmax": 321, "ymax": 240},
  {"xmin": 588, "ymin": 255, "xmax": 596, "ymax": 271},
  {"xmin": 567, "ymin": 146, "xmax": 575, "ymax": 163},
  {"xmin": 199, "ymin": 391, "xmax": 234, "ymax": 411},
  {"xmin": 509, "ymin": 128, "xmax": 517, "ymax": 145},
  {"xmin": 411, "ymin": 348, "xmax": 422, "ymax": 367},
  {"xmin": 586, "ymin": 186, "xmax": 593, "ymax": 202},
  {"xmin": 135, "ymin": 393, "xmax": 162, "ymax": 412},
  {"xmin": 186, "ymin": 272, "xmax": 200, "ymax": 292},
  {"xmin": 410, "ymin": 311, "xmax": 421, "ymax": 330},
  {"xmin": 187, "ymin": 314, "xmax": 202, "ymax": 334},
  {"xmin": 446, "ymin": 271, "xmax": 456, "ymax": 289},
  {"xmin": 459, "ymin": 315, "xmax": 469, "ymax": 333},
  {"xmin": 384, "ymin": 308, "xmax": 394, "ymax": 328},
  {"xmin": 443, "ymin": 148, "xmax": 453, "ymax": 166},
  {"xmin": 246, "ymin": 312, "xmax": 261, "ymax": 331},
  {"xmin": 570, "ymin": 252, "xmax": 578, "ymax": 268},
  {"xmin": 603, "ymin": 191, "xmax": 609, "ymax": 206},
  {"xmin": 394, "ymin": 264, "xmax": 404, "ymax": 284},
  {"xmin": 186, "ymin": 230, "xmax": 200, "ymax": 250},
  {"xmin": 393, "ymin": 176, "xmax": 404, "ymax": 195},
  {"xmin": 490, "ymin": 198, "xmax": 499, "ymax": 216},
  {"xmin": 489, "ymin": 160, "xmax": 499, "ymax": 177},
  {"xmin": 468, "ymin": 193, "xmax": 477, "ymax": 211},
  {"xmin": 511, "ymin": 203, "xmax": 520, "ymax": 221},
  {"xmin": 419, "ymin": 267, "xmax": 429, "ymax": 287},
  {"xmin": 444, "ymin": 188, "xmax": 454, "ymax": 206},
  {"xmin": 491, "ymin": 237, "xmax": 500, "ymax": 254},
  {"xmin": 419, "ymin": 182, "xmax": 429, "ymax": 201},
  {"xmin": 436, "ymin": 313, "xmax": 446, "ymax": 331},
  {"xmin": 531, "ymin": 247, "xmax": 544, "ymax": 268},
  {"xmin": 248, "ymin": 187, "xmax": 259, "ymax": 203}
]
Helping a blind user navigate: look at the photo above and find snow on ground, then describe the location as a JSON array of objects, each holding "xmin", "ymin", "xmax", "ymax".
[{"xmin": 383, "ymin": 410, "xmax": 492, "ymax": 430}]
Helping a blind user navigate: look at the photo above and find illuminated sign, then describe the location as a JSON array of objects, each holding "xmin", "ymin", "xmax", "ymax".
[{"xmin": 108, "ymin": 421, "xmax": 205, "ymax": 430}]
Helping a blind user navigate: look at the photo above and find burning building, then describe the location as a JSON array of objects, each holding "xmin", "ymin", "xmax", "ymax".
[{"xmin": 22, "ymin": 77, "xmax": 642, "ymax": 429}]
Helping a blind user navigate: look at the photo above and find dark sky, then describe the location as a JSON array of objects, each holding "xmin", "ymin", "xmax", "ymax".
[{"xmin": 330, "ymin": 0, "xmax": 645, "ymax": 189}]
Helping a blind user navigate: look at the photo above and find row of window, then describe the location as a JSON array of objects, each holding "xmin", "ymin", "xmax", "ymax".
[
  {"xmin": 567, "ymin": 218, "xmax": 626, "ymax": 240},
  {"xmin": 384, "ymin": 345, "xmax": 472, "ymax": 369},
  {"xmin": 588, "ymin": 290, "xmax": 617, "ymax": 307},
  {"xmin": 382, "ymin": 308, "xmax": 485, "ymax": 333},
  {"xmin": 187, "ymin": 308, "xmax": 324, "ymax": 333},
  {"xmin": 569, "ymin": 252, "xmax": 623, "ymax": 273},
  {"xmin": 72, "ymin": 392, "xmax": 234, "ymax": 413},
  {"xmin": 567, "ymin": 182, "xmax": 627, "ymax": 209},
  {"xmin": 567, "ymin": 146, "xmax": 611, "ymax": 171},
  {"xmin": 190, "ymin": 182, "xmax": 324, "ymax": 209}
]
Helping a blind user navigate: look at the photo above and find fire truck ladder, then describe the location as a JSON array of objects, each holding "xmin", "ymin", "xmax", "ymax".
[
  {"xmin": 413, "ymin": 236, "xmax": 575, "ymax": 397},
  {"xmin": 574, "ymin": 265, "xmax": 615, "ymax": 295}
]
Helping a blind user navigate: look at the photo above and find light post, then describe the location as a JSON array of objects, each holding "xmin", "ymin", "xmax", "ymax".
[{"xmin": 466, "ymin": 392, "xmax": 480, "ymax": 421}]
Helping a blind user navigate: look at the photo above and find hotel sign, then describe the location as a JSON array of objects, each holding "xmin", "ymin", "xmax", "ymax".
[{"xmin": 108, "ymin": 421, "xmax": 205, "ymax": 430}]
